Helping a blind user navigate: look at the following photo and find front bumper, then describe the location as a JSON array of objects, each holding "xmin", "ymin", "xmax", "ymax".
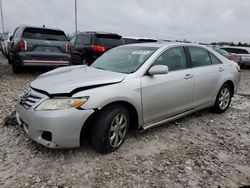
[{"xmin": 16, "ymin": 103, "xmax": 94, "ymax": 148}]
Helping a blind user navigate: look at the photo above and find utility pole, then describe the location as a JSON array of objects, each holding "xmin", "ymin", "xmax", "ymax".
[
  {"xmin": 75, "ymin": 0, "xmax": 77, "ymax": 34},
  {"xmin": 0, "ymin": 0, "xmax": 4, "ymax": 33}
]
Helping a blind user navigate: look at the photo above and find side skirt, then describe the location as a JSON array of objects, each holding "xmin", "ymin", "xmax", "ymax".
[{"xmin": 140, "ymin": 103, "xmax": 213, "ymax": 131}]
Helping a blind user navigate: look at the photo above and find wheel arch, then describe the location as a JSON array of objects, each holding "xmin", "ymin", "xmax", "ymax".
[
  {"xmin": 80, "ymin": 100, "xmax": 140, "ymax": 146},
  {"xmin": 223, "ymin": 80, "xmax": 235, "ymax": 95}
]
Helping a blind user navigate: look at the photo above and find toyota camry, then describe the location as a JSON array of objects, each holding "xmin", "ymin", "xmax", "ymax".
[{"xmin": 16, "ymin": 43, "xmax": 241, "ymax": 153}]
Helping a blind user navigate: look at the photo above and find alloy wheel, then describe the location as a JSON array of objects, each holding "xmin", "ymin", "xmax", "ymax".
[
  {"xmin": 109, "ymin": 113, "xmax": 128, "ymax": 148},
  {"xmin": 218, "ymin": 88, "xmax": 230, "ymax": 110}
]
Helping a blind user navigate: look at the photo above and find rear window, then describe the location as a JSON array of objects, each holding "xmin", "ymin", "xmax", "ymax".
[
  {"xmin": 22, "ymin": 28, "xmax": 67, "ymax": 41},
  {"xmin": 123, "ymin": 38, "xmax": 157, "ymax": 44},
  {"xmin": 222, "ymin": 48, "xmax": 249, "ymax": 54},
  {"xmin": 123, "ymin": 38, "xmax": 137, "ymax": 44},
  {"xmin": 75, "ymin": 34, "xmax": 91, "ymax": 45},
  {"xmin": 95, "ymin": 36, "xmax": 123, "ymax": 47}
]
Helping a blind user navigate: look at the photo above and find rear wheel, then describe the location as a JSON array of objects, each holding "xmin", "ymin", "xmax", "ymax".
[
  {"xmin": 12, "ymin": 64, "xmax": 22, "ymax": 74},
  {"xmin": 90, "ymin": 105, "xmax": 129, "ymax": 153},
  {"xmin": 7, "ymin": 58, "xmax": 12, "ymax": 64},
  {"xmin": 212, "ymin": 84, "xmax": 232, "ymax": 113}
]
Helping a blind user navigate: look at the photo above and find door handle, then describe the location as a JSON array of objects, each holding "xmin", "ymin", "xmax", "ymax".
[
  {"xmin": 218, "ymin": 67, "xmax": 224, "ymax": 72},
  {"xmin": 184, "ymin": 74, "xmax": 193, "ymax": 80}
]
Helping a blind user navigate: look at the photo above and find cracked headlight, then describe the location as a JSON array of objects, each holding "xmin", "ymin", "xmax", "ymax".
[{"xmin": 35, "ymin": 97, "xmax": 88, "ymax": 111}]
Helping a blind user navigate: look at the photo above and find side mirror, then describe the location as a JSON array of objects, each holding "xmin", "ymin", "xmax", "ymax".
[
  {"xmin": 9, "ymin": 35, "xmax": 13, "ymax": 41},
  {"xmin": 148, "ymin": 65, "xmax": 169, "ymax": 76}
]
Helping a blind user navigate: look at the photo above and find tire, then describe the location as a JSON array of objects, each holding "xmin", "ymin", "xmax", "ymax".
[
  {"xmin": 12, "ymin": 64, "xmax": 22, "ymax": 74},
  {"xmin": 211, "ymin": 83, "xmax": 232, "ymax": 114},
  {"xmin": 90, "ymin": 104, "xmax": 129, "ymax": 153},
  {"xmin": 82, "ymin": 57, "xmax": 88, "ymax": 65},
  {"xmin": 7, "ymin": 58, "xmax": 12, "ymax": 64}
]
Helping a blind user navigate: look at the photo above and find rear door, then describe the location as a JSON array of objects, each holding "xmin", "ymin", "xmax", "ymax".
[
  {"xmin": 187, "ymin": 47, "xmax": 224, "ymax": 108},
  {"xmin": 71, "ymin": 34, "xmax": 92, "ymax": 64},
  {"xmin": 141, "ymin": 46, "xmax": 194, "ymax": 124},
  {"xmin": 9, "ymin": 27, "xmax": 22, "ymax": 60}
]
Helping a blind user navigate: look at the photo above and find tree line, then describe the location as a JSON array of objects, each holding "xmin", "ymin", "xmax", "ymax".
[{"xmin": 210, "ymin": 42, "xmax": 250, "ymax": 47}]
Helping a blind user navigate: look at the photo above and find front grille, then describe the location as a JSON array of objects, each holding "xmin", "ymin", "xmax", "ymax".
[{"xmin": 20, "ymin": 94, "xmax": 42, "ymax": 109}]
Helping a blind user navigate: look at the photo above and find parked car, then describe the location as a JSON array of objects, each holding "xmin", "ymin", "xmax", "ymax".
[
  {"xmin": 122, "ymin": 37, "xmax": 158, "ymax": 44},
  {"xmin": 215, "ymin": 48, "xmax": 242, "ymax": 65},
  {"xmin": 16, "ymin": 43, "xmax": 240, "ymax": 153},
  {"xmin": 220, "ymin": 46, "xmax": 250, "ymax": 67},
  {"xmin": 6, "ymin": 35, "xmax": 13, "ymax": 62},
  {"xmin": 8, "ymin": 25, "xmax": 71, "ymax": 73},
  {"xmin": 70, "ymin": 31, "xmax": 124, "ymax": 65},
  {"xmin": 0, "ymin": 32, "xmax": 11, "ymax": 56}
]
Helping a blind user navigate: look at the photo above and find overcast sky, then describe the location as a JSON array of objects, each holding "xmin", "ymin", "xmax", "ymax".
[{"xmin": 3, "ymin": 0, "xmax": 250, "ymax": 43}]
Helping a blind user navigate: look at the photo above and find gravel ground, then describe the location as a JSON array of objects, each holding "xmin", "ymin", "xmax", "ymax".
[{"xmin": 0, "ymin": 54, "xmax": 249, "ymax": 188}]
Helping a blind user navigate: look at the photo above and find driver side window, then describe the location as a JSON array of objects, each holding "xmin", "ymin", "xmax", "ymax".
[{"xmin": 153, "ymin": 47, "xmax": 187, "ymax": 71}]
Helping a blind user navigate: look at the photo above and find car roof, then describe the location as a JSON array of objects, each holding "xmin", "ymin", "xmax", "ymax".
[
  {"xmin": 124, "ymin": 42, "xmax": 207, "ymax": 49},
  {"xmin": 81, "ymin": 31, "xmax": 121, "ymax": 36},
  {"xmin": 18, "ymin": 25, "xmax": 64, "ymax": 32},
  {"xmin": 123, "ymin": 36, "xmax": 157, "ymax": 41}
]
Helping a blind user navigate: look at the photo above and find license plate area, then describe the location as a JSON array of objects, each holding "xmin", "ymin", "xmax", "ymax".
[
  {"xmin": 35, "ymin": 46, "xmax": 58, "ymax": 52},
  {"xmin": 42, "ymin": 46, "xmax": 55, "ymax": 52}
]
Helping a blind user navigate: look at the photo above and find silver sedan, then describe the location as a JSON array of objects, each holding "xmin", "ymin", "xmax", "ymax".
[{"xmin": 16, "ymin": 43, "xmax": 241, "ymax": 153}]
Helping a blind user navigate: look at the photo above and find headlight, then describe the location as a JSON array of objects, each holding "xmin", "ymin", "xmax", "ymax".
[{"xmin": 35, "ymin": 97, "xmax": 88, "ymax": 111}]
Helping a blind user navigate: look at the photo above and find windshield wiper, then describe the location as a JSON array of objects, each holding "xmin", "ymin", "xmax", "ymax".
[{"xmin": 93, "ymin": 66, "xmax": 107, "ymax": 71}]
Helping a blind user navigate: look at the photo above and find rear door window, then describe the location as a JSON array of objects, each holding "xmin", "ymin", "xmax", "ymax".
[
  {"xmin": 188, "ymin": 47, "xmax": 212, "ymax": 67},
  {"xmin": 75, "ymin": 34, "xmax": 91, "ymax": 46},
  {"xmin": 22, "ymin": 28, "xmax": 67, "ymax": 41},
  {"xmin": 153, "ymin": 47, "xmax": 187, "ymax": 71},
  {"xmin": 209, "ymin": 53, "xmax": 222, "ymax": 65}
]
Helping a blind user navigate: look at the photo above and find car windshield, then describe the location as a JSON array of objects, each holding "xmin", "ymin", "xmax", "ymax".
[{"xmin": 91, "ymin": 46, "xmax": 158, "ymax": 74}]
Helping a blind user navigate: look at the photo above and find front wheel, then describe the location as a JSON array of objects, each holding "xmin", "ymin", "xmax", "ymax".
[
  {"xmin": 90, "ymin": 105, "xmax": 129, "ymax": 153},
  {"xmin": 211, "ymin": 84, "xmax": 232, "ymax": 114}
]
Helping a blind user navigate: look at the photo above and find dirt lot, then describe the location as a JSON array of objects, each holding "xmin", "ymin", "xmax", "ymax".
[{"xmin": 0, "ymin": 54, "xmax": 249, "ymax": 188}]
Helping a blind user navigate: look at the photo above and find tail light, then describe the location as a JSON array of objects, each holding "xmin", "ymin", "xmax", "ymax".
[
  {"xmin": 66, "ymin": 43, "xmax": 72, "ymax": 53},
  {"xmin": 17, "ymin": 39, "xmax": 27, "ymax": 51},
  {"xmin": 91, "ymin": 45, "xmax": 106, "ymax": 52}
]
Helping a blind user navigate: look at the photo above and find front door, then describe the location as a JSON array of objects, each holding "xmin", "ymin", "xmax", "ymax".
[{"xmin": 141, "ymin": 47, "xmax": 194, "ymax": 124}]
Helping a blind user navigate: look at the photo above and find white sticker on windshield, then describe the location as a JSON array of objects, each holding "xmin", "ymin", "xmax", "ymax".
[{"xmin": 132, "ymin": 51, "xmax": 151, "ymax": 55}]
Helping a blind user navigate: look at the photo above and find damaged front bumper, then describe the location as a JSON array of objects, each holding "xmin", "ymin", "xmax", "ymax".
[{"xmin": 16, "ymin": 103, "xmax": 94, "ymax": 148}]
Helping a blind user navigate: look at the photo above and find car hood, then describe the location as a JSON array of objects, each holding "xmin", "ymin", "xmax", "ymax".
[{"xmin": 30, "ymin": 65, "xmax": 127, "ymax": 95}]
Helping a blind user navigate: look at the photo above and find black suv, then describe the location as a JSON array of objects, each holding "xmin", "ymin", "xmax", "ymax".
[
  {"xmin": 70, "ymin": 31, "xmax": 124, "ymax": 65},
  {"xmin": 9, "ymin": 25, "xmax": 71, "ymax": 73}
]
